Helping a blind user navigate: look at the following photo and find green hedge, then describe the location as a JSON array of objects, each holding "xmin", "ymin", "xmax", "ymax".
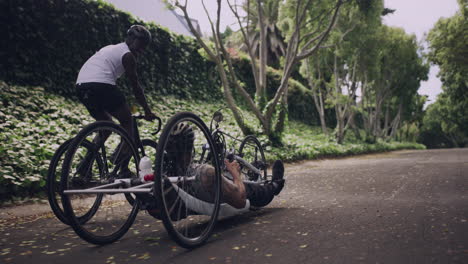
[
  {"xmin": 0, "ymin": 0, "xmax": 222, "ymax": 101},
  {"xmin": 0, "ymin": 80, "xmax": 225, "ymax": 201}
]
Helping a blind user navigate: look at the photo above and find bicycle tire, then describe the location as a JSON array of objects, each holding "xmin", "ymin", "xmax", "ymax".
[
  {"xmin": 47, "ymin": 138, "xmax": 104, "ymax": 225},
  {"xmin": 61, "ymin": 121, "xmax": 140, "ymax": 245},
  {"xmin": 238, "ymin": 135, "xmax": 268, "ymax": 182},
  {"xmin": 154, "ymin": 112, "xmax": 222, "ymax": 248}
]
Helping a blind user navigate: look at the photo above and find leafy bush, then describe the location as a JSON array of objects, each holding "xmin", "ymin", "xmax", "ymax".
[
  {"xmin": 0, "ymin": 81, "xmax": 238, "ymax": 201},
  {"xmin": 231, "ymin": 55, "xmax": 324, "ymax": 125},
  {"xmin": 265, "ymin": 121, "xmax": 426, "ymax": 162}
]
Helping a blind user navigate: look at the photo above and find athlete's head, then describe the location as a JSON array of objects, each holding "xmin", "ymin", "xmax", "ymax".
[
  {"xmin": 165, "ymin": 123, "xmax": 195, "ymax": 175},
  {"xmin": 126, "ymin": 25, "xmax": 151, "ymax": 56}
]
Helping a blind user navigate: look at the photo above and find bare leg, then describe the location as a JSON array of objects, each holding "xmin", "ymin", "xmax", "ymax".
[{"xmin": 199, "ymin": 162, "xmax": 247, "ymax": 209}]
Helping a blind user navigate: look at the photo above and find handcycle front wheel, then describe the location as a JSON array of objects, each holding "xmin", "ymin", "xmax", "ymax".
[
  {"xmin": 239, "ymin": 135, "xmax": 268, "ymax": 182},
  {"xmin": 60, "ymin": 121, "xmax": 140, "ymax": 245},
  {"xmin": 46, "ymin": 138, "xmax": 104, "ymax": 226},
  {"xmin": 154, "ymin": 112, "xmax": 222, "ymax": 248}
]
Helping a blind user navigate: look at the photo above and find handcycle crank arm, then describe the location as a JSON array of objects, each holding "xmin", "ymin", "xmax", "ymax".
[{"xmin": 232, "ymin": 155, "xmax": 262, "ymax": 176}]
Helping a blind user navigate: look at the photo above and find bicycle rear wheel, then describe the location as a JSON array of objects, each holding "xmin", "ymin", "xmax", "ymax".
[
  {"xmin": 154, "ymin": 112, "xmax": 222, "ymax": 248},
  {"xmin": 238, "ymin": 135, "xmax": 268, "ymax": 182},
  {"xmin": 47, "ymin": 138, "xmax": 104, "ymax": 225},
  {"xmin": 61, "ymin": 121, "xmax": 140, "ymax": 245}
]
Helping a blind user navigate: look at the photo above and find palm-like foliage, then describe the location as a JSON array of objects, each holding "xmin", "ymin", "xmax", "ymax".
[{"xmin": 236, "ymin": 0, "xmax": 286, "ymax": 68}]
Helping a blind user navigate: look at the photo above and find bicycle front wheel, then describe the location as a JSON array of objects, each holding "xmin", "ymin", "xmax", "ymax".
[
  {"xmin": 154, "ymin": 112, "xmax": 222, "ymax": 248},
  {"xmin": 60, "ymin": 121, "xmax": 140, "ymax": 245},
  {"xmin": 238, "ymin": 135, "xmax": 268, "ymax": 182}
]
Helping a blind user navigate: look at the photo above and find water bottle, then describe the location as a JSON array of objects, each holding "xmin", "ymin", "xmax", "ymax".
[{"xmin": 138, "ymin": 156, "xmax": 154, "ymax": 182}]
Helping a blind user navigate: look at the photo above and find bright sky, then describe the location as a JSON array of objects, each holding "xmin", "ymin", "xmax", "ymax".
[
  {"xmin": 382, "ymin": 0, "xmax": 459, "ymax": 105},
  {"xmin": 185, "ymin": 0, "xmax": 244, "ymax": 35},
  {"xmin": 185, "ymin": 0, "xmax": 460, "ymax": 106}
]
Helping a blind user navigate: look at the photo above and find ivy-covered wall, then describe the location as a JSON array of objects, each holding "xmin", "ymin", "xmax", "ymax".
[{"xmin": 0, "ymin": 0, "xmax": 222, "ymax": 101}]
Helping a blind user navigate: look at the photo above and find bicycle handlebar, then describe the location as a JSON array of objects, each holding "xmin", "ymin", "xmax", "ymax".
[{"xmin": 133, "ymin": 115, "xmax": 162, "ymax": 135}]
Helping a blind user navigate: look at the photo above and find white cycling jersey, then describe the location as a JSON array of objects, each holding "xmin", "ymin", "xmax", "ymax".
[{"xmin": 76, "ymin": 42, "xmax": 130, "ymax": 85}]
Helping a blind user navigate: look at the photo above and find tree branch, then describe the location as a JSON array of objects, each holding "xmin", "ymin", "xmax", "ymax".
[
  {"xmin": 175, "ymin": 1, "xmax": 217, "ymax": 60},
  {"xmin": 296, "ymin": 0, "xmax": 343, "ymax": 61}
]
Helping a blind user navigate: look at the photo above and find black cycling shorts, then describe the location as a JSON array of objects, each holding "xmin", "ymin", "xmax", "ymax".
[{"xmin": 76, "ymin": 82, "xmax": 127, "ymax": 117}]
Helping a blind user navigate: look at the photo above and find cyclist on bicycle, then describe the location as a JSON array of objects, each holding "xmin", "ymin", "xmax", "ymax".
[{"xmin": 75, "ymin": 25, "xmax": 156, "ymax": 175}]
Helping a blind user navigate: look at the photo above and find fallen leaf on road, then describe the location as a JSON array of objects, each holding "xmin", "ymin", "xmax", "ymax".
[{"xmin": 138, "ymin": 253, "xmax": 151, "ymax": 260}]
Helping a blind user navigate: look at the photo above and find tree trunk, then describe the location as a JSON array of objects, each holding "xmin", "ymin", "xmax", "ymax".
[
  {"xmin": 274, "ymin": 91, "xmax": 288, "ymax": 141},
  {"xmin": 333, "ymin": 53, "xmax": 346, "ymax": 144},
  {"xmin": 256, "ymin": 0, "xmax": 267, "ymax": 107},
  {"xmin": 305, "ymin": 59, "xmax": 328, "ymax": 135},
  {"xmin": 388, "ymin": 103, "xmax": 403, "ymax": 139}
]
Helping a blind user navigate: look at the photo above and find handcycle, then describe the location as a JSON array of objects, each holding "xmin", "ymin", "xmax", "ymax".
[{"xmin": 55, "ymin": 110, "xmax": 270, "ymax": 248}]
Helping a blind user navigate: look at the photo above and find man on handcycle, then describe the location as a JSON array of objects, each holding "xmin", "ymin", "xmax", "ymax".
[
  {"xmin": 147, "ymin": 123, "xmax": 285, "ymax": 219},
  {"xmin": 75, "ymin": 25, "xmax": 157, "ymax": 175}
]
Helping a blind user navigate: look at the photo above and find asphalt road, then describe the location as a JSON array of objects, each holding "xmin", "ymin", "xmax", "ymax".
[{"xmin": 1, "ymin": 149, "xmax": 467, "ymax": 264}]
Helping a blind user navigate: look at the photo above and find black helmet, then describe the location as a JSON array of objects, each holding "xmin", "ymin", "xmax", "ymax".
[
  {"xmin": 127, "ymin": 25, "xmax": 151, "ymax": 43},
  {"xmin": 167, "ymin": 123, "xmax": 195, "ymax": 152},
  {"xmin": 164, "ymin": 123, "xmax": 195, "ymax": 176}
]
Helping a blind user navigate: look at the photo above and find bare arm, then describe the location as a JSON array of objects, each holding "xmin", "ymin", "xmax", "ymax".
[
  {"xmin": 122, "ymin": 52, "xmax": 156, "ymax": 120},
  {"xmin": 223, "ymin": 160, "xmax": 247, "ymax": 209}
]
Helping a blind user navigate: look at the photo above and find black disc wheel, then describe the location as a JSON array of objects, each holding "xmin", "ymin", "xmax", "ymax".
[
  {"xmin": 154, "ymin": 112, "xmax": 222, "ymax": 248},
  {"xmin": 60, "ymin": 121, "xmax": 140, "ymax": 245},
  {"xmin": 238, "ymin": 135, "xmax": 267, "ymax": 182},
  {"xmin": 47, "ymin": 138, "xmax": 104, "ymax": 225}
]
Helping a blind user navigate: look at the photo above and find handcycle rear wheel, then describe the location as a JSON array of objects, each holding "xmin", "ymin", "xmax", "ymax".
[
  {"xmin": 239, "ymin": 135, "xmax": 268, "ymax": 182},
  {"xmin": 61, "ymin": 121, "xmax": 140, "ymax": 245},
  {"xmin": 154, "ymin": 112, "xmax": 222, "ymax": 248},
  {"xmin": 46, "ymin": 138, "xmax": 104, "ymax": 225}
]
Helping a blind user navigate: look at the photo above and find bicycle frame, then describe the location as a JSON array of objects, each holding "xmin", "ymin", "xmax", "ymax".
[{"xmin": 133, "ymin": 115, "xmax": 161, "ymax": 157}]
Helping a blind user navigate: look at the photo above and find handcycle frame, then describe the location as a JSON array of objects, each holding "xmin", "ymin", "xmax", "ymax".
[
  {"xmin": 206, "ymin": 113, "xmax": 268, "ymax": 183},
  {"xmin": 57, "ymin": 110, "xmax": 269, "ymax": 248}
]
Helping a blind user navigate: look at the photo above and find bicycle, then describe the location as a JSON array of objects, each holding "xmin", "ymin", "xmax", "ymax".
[{"xmin": 46, "ymin": 115, "xmax": 161, "ymax": 236}]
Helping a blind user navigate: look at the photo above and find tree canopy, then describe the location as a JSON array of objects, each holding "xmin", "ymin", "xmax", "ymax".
[{"xmin": 422, "ymin": 0, "xmax": 468, "ymax": 147}]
